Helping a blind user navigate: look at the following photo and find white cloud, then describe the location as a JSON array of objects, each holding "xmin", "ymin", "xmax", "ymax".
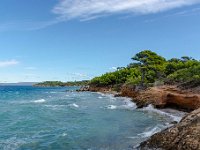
[
  {"xmin": 0, "ymin": 60, "xmax": 19, "ymax": 68},
  {"xmin": 109, "ymin": 67, "xmax": 118, "ymax": 70},
  {"xmin": 52, "ymin": 0, "xmax": 200, "ymax": 20}
]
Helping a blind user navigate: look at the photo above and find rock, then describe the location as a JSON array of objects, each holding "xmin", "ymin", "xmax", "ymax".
[
  {"xmin": 120, "ymin": 84, "xmax": 139, "ymax": 98},
  {"xmin": 85, "ymin": 85, "xmax": 200, "ymax": 111},
  {"xmin": 139, "ymin": 108, "xmax": 200, "ymax": 150},
  {"xmin": 76, "ymin": 86, "xmax": 90, "ymax": 92},
  {"xmin": 120, "ymin": 85, "xmax": 200, "ymax": 111},
  {"xmin": 164, "ymin": 93, "xmax": 200, "ymax": 111},
  {"xmin": 170, "ymin": 121, "xmax": 178, "ymax": 125}
]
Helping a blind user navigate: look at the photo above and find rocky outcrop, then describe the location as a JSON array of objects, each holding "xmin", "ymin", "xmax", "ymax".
[
  {"xmin": 78, "ymin": 85, "xmax": 200, "ymax": 111},
  {"xmin": 164, "ymin": 93, "xmax": 200, "ymax": 111},
  {"xmin": 89, "ymin": 86, "xmax": 112, "ymax": 93},
  {"xmin": 76, "ymin": 85, "xmax": 90, "ymax": 92},
  {"xmin": 120, "ymin": 85, "xmax": 200, "ymax": 111},
  {"xmin": 77, "ymin": 85, "xmax": 119, "ymax": 95},
  {"xmin": 139, "ymin": 107, "xmax": 200, "ymax": 150}
]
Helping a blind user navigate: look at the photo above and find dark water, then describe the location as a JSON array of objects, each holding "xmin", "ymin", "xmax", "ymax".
[{"xmin": 0, "ymin": 86, "xmax": 185, "ymax": 150}]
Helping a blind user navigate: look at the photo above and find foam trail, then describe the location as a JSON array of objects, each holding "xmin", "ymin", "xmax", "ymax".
[
  {"xmin": 106, "ymin": 100, "xmax": 137, "ymax": 110},
  {"xmin": 127, "ymin": 125, "xmax": 164, "ymax": 140},
  {"xmin": 138, "ymin": 126, "xmax": 163, "ymax": 138},
  {"xmin": 97, "ymin": 92, "xmax": 116, "ymax": 100},
  {"xmin": 33, "ymin": 99, "xmax": 46, "ymax": 103}
]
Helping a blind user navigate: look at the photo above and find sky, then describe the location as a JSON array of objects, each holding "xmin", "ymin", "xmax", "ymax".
[{"xmin": 1, "ymin": 0, "xmax": 200, "ymax": 83}]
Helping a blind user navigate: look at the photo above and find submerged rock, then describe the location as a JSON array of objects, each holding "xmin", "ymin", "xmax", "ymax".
[{"xmin": 139, "ymin": 107, "xmax": 200, "ymax": 150}]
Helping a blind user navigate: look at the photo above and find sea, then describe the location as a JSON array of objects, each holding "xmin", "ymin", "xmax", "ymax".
[{"xmin": 0, "ymin": 86, "xmax": 186, "ymax": 150}]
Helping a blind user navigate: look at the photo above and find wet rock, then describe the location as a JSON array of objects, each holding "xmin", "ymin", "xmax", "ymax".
[{"xmin": 139, "ymin": 108, "xmax": 200, "ymax": 150}]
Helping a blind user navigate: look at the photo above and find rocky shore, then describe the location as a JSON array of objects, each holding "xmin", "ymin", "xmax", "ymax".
[
  {"xmin": 139, "ymin": 107, "xmax": 200, "ymax": 150},
  {"xmin": 79, "ymin": 84, "xmax": 200, "ymax": 111},
  {"xmin": 78, "ymin": 84, "xmax": 200, "ymax": 149}
]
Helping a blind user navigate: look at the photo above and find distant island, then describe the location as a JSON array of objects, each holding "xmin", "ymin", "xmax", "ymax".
[
  {"xmin": 0, "ymin": 82, "xmax": 38, "ymax": 86},
  {"xmin": 34, "ymin": 80, "xmax": 89, "ymax": 87}
]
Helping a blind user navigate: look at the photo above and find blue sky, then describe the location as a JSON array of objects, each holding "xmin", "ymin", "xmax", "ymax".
[{"xmin": 1, "ymin": 0, "xmax": 200, "ymax": 83}]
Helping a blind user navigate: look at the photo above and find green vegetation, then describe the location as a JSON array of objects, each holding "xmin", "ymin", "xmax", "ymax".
[
  {"xmin": 35, "ymin": 50, "xmax": 200, "ymax": 89},
  {"xmin": 35, "ymin": 81, "xmax": 65, "ymax": 87},
  {"xmin": 90, "ymin": 50, "xmax": 200, "ymax": 88},
  {"xmin": 34, "ymin": 80, "xmax": 89, "ymax": 87}
]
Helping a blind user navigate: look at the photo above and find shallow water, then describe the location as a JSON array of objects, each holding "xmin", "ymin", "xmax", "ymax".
[{"xmin": 0, "ymin": 86, "xmax": 185, "ymax": 150}]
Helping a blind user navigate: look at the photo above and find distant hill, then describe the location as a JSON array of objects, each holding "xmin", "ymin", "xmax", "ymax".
[
  {"xmin": 34, "ymin": 80, "xmax": 89, "ymax": 87},
  {"xmin": 0, "ymin": 82, "xmax": 38, "ymax": 86}
]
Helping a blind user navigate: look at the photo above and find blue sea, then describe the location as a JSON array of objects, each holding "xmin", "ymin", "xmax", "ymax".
[{"xmin": 0, "ymin": 86, "xmax": 185, "ymax": 150}]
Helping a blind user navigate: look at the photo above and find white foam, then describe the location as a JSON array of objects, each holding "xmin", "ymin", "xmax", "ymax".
[
  {"xmin": 106, "ymin": 105, "xmax": 117, "ymax": 109},
  {"xmin": 62, "ymin": 133, "xmax": 67, "ymax": 137},
  {"xmin": 97, "ymin": 92, "xmax": 116, "ymax": 100},
  {"xmin": 106, "ymin": 94, "xmax": 116, "ymax": 100},
  {"xmin": 106, "ymin": 100, "xmax": 137, "ymax": 110},
  {"xmin": 97, "ymin": 92, "xmax": 106, "ymax": 96},
  {"xmin": 138, "ymin": 126, "xmax": 163, "ymax": 138},
  {"xmin": 127, "ymin": 125, "xmax": 164, "ymax": 140},
  {"xmin": 142, "ymin": 105, "xmax": 185, "ymax": 122},
  {"xmin": 98, "ymin": 96, "xmax": 103, "ymax": 99},
  {"xmin": 120, "ymin": 99, "xmax": 137, "ymax": 110},
  {"xmin": 33, "ymin": 99, "xmax": 46, "ymax": 103},
  {"xmin": 70, "ymin": 103, "xmax": 79, "ymax": 108}
]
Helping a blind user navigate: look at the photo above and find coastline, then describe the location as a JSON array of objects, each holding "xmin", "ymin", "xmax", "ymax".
[
  {"xmin": 78, "ymin": 84, "xmax": 200, "ymax": 112},
  {"xmin": 78, "ymin": 84, "xmax": 200, "ymax": 149}
]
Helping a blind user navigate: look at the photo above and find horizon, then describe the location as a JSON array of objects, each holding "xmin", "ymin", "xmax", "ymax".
[{"xmin": 1, "ymin": 0, "xmax": 200, "ymax": 83}]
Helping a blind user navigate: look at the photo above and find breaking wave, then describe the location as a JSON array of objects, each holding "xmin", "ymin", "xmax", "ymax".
[
  {"xmin": 106, "ymin": 99, "xmax": 137, "ymax": 110},
  {"xmin": 137, "ymin": 125, "xmax": 164, "ymax": 138},
  {"xmin": 142, "ymin": 104, "xmax": 185, "ymax": 122}
]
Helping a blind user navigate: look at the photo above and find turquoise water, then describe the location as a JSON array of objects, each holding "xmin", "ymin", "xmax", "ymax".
[{"xmin": 0, "ymin": 86, "xmax": 184, "ymax": 150}]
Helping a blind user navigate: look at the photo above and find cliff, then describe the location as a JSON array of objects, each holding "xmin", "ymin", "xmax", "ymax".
[
  {"xmin": 83, "ymin": 85, "xmax": 200, "ymax": 111},
  {"xmin": 120, "ymin": 85, "xmax": 200, "ymax": 111}
]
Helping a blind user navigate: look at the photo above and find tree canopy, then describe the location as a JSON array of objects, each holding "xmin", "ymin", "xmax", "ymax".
[{"xmin": 90, "ymin": 50, "xmax": 200, "ymax": 88}]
